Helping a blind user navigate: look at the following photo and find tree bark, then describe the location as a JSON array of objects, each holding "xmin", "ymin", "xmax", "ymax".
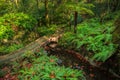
[
  {"xmin": 45, "ymin": 0, "xmax": 49, "ymax": 27},
  {"xmin": 74, "ymin": 11, "xmax": 78, "ymax": 33},
  {"xmin": 36, "ymin": 0, "xmax": 41, "ymax": 26},
  {"xmin": 15, "ymin": 0, "xmax": 18, "ymax": 7}
]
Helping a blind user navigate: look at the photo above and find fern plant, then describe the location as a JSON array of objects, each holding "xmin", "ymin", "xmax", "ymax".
[
  {"xmin": 0, "ymin": 25, "xmax": 14, "ymax": 40},
  {"xmin": 59, "ymin": 18, "xmax": 117, "ymax": 62},
  {"xmin": 2, "ymin": 13, "xmax": 37, "ymax": 31},
  {"xmin": 65, "ymin": 1, "xmax": 95, "ymax": 16},
  {"xmin": 12, "ymin": 49, "xmax": 85, "ymax": 80}
]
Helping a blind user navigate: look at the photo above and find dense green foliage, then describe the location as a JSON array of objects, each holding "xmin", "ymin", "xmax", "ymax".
[
  {"xmin": 0, "ymin": 0, "xmax": 120, "ymax": 79},
  {"xmin": 37, "ymin": 24, "xmax": 57, "ymax": 36},
  {"xmin": 0, "ymin": 0, "xmax": 12, "ymax": 15},
  {"xmin": 59, "ymin": 18, "xmax": 117, "ymax": 62},
  {"xmin": 0, "ymin": 13, "xmax": 37, "ymax": 55},
  {"xmin": 0, "ymin": 25, "xmax": 14, "ymax": 40},
  {"xmin": 12, "ymin": 49, "xmax": 85, "ymax": 80},
  {"xmin": 0, "ymin": 13, "xmax": 36, "ymax": 40},
  {"xmin": 1, "ymin": 13, "xmax": 36, "ymax": 30}
]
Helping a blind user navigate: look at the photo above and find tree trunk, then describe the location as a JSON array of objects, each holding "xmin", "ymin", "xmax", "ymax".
[
  {"xmin": 15, "ymin": 0, "xmax": 18, "ymax": 7},
  {"xmin": 36, "ymin": 0, "xmax": 41, "ymax": 26},
  {"xmin": 36, "ymin": 0, "xmax": 39, "ymax": 9},
  {"xmin": 74, "ymin": 11, "xmax": 78, "ymax": 33},
  {"xmin": 86, "ymin": 0, "xmax": 91, "ymax": 3},
  {"xmin": 45, "ymin": 0, "xmax": 49, "ymax": 27}
]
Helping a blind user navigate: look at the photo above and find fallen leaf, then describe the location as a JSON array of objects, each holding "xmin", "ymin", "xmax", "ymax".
[
  {"xmin": 50, "ymin": 59, "xmax": 54, "ymax": 62},
  {"xmin": 90, "ymin": 73, "xmax": 95, "ymax": 77},
  {"xmin": 50, "ymin": 72, "xmax": 55, "ymax": 78}
]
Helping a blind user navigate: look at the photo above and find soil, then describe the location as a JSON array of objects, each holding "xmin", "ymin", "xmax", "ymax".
[{"xmin": 44, "ymin": 44, "xmax": 120, "ymax": 80}]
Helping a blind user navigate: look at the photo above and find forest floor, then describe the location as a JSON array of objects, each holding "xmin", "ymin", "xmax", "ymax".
[
  {"xmin": 44, "ymin": 44, "xmax": 119, "ymax": 80},
  {"xmin": 0, "ymin": 29, "xmax": 120, "ymax": 80},
  {"xmin": 0, "ymin": 43, "xmax": 119, "ymax": 80}
]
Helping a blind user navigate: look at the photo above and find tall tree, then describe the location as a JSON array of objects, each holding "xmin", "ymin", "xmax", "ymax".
[
  {"xmin": 74, "ymin": 11, "xmax": 78, "ymax": 33},
  {"xmin": 14, "ymin": 0, "xmax": 18, "ymax": 8},
  {"xmin": 44, "ymin": 0, "xmax": 49, "ymax": 27},
  {"xmin": 63, "ymin": 0, "xmax": 94, "ymax": 33}
]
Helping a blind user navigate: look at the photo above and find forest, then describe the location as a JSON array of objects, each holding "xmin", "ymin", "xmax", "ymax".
[{"xmin": 0, "ymin": 0, "xmax": 120, "ymax": 80}]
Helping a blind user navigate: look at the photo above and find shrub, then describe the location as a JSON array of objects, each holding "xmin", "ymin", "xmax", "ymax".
[
  {"xmin": 0, "ymin": 0, "xmax": 12, "ymax": 15},
  {"xmin": 2, "ymin": 13, "xmax": 37, "ymax": 31},
  {"xmin": 0, "ymin": 13, "xmax": 37, "ymax": 41},
  {"xmin": 37, "ymin": 24, "xmax": 57, "ymax": 36},
  {"xmin": 59, "ymin": 18, "xmax": 117, "ymax": 62},
  {"xmin": 0, "ymin": 25, "xmax": 14, "ymax": 40},
  {"xmin": 13, "ymin": 49, "xmax": 85, "ymax": 80}
]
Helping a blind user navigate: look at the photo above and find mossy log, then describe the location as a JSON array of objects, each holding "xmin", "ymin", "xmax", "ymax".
[{"xmin": 0, "ymin": 35, "xmax": 62, "ymax": 64}]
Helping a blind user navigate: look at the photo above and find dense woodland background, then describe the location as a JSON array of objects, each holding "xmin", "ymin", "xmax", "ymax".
[{"xmin": 0, "ymin": 0, "xmax": 120, "ymax": 80}]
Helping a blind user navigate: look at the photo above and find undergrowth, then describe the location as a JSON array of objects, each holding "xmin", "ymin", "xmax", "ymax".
[
  {"xmin": 0, "ymin": 13, "xmax": 37, "ymax": 55},
  {"xmin": 12, "ymin": 49, "xmax": 85, "ymax": 80},
  {"xmin": 36, "ymin": 24, "xmax": 57, "ymax": 36},
  {"xmin": 0, "ymin": 44, "xmax": 23, "ymax": 55},
  {"xmin": 59, "ymin": 18, "xmax": 117, "ymax": 62},
  {"xmin": 0, "ymin": 13, "xmax": 37, "ymax": 41}
]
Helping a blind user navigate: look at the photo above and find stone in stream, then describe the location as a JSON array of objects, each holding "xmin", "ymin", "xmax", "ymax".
[
  {"xmin": 72, "ymin": 64, "xmax": 81, "ymax": 70},
  {"xmin": 56, "ymin": 59, "xmax": 63, "ymax": 65}
]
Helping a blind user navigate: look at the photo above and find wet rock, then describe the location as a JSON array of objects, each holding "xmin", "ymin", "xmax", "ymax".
[
  {"xmin": 56, "ymin": 59, "xmax": 62, "ymax": 65},
  {"xmin": 72, "ymin": 65, "xmax": 81, "ymax": 69}
]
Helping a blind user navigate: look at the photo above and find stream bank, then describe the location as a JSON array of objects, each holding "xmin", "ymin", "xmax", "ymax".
[{"xmin": 44, "ymin": 43, "xmax": 120, "ymax": 80}]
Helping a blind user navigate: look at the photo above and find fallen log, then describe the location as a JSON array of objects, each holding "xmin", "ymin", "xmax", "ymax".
[
  {"xmin": 0, "ymin": 36, "xmax": 47, "ymax": 64},
  {"xmin": 0, "ymin": 33, "xmax": 62, "ymax": 64}
]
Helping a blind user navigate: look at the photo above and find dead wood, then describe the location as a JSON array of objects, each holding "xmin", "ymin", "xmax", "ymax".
[
  {"xmin": 0, "ymin": 32, "xmax": 62, "ymax": 64},
  {"xmin": 46, "ymin": 46, "xmax": 120, "ymax": 79}
]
